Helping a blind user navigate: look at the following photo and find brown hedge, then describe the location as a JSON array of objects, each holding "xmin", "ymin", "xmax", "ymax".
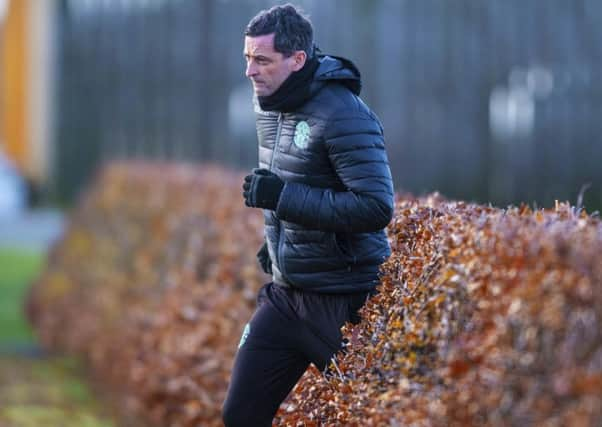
[{"xmin": 27, "ymin": 163, "xmax": 602, "ymax": 427}]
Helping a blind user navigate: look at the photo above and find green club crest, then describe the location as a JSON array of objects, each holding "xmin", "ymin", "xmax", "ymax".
[{"xmin": 293, "ymin": 121, "xmax": 310, "ymax": 149}]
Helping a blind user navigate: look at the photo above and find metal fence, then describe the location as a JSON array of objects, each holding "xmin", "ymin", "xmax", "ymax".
[{"xmin": 55, "ymin": 0, "xmax": 602, "ymax": 211}]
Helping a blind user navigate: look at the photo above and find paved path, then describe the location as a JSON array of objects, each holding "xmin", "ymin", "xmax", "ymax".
[{"xmin": 0, "ymin": 209, "xmax": 65, "ymax": 252}]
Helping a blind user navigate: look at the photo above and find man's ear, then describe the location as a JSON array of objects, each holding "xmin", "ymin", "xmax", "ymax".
[{"xmin": 290, "ymin": 50, "xmax": 307, "ymax": 72}]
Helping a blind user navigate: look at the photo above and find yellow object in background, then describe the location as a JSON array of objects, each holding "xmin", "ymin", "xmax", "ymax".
[{"xmin": 1, "ymin": 0, "xmax": 29, "ymax": 176}]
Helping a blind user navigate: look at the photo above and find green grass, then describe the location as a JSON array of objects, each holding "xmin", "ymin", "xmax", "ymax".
[
  {"xmin": 0, "ymin": 249, "xmax": 117, "ymax": 426},
  {"xmin": 0, "ymin": 356, "xmax": 116, "ymax": 427},
  {"xmin": 0, "ymin": 248, "xmax": 44, "ymax": 343}
]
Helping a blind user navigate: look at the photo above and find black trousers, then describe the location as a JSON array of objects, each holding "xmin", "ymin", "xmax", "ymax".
[{"xmin": 222, "ymin": 282, "xmax": 371, "ymax": 427}]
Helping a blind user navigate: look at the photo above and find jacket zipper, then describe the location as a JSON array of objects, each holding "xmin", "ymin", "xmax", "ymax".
[
  {"xmin": 269, "ymin": 113, "xmax": 283, "ymax": 171},
  {"xmin": 270, "ymin": 113, "xmax": 290, "ymax": 282}
]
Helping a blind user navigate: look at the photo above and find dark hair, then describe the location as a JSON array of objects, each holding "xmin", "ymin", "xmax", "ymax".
[{"xmin": 245, "ymin": 4, "xmax": 314, "ymax": 57}]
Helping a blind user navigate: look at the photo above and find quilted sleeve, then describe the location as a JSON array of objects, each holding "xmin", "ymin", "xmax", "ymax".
[{"xmin": 275, "ymin": 109, "xmax": 394, "ymax": 233}]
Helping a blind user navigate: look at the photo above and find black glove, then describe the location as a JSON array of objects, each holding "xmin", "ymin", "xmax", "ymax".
[
  {"xmin": 257, "ymin": 242, "xmax": 272, "ymax": 274},
  {"xmin": 242, "ymin": 168, "xmax": 284, "ymax": 210}
]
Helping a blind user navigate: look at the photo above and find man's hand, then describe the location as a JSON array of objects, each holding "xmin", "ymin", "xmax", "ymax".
[{"xmin": 242, "ymin": 168, "xmax": 284, "ymax": 210}]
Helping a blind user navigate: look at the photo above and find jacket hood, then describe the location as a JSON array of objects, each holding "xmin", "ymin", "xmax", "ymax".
[{"xmin": 313, "ymin": 55, "xmax": 362, "ymax": 95}]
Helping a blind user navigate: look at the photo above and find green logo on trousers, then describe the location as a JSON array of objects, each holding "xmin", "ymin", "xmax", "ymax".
[{"xmin": 238, "ymin": 323, "xmax": 250, "ymax": 349}]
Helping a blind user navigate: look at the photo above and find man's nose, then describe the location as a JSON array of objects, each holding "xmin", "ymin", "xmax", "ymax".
[{"xmin": 246, "ymin": 61, "xmax": 257, "ymax": 78}]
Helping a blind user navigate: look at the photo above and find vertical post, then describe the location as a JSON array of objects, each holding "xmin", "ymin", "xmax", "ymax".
[{"xmin": 1, "ymin": 0, "xmax": 30, "ymax": 175}]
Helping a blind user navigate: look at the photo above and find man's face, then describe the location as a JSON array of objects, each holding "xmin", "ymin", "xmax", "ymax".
[{"xmin": 244, "ymin": 33, "xmax": 304, "ymax": 97}]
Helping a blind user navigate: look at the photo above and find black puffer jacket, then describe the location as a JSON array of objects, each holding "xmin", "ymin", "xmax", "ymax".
[{"xmin": 255, "ymin": 55, "xmax": 394, "ymax": 293}]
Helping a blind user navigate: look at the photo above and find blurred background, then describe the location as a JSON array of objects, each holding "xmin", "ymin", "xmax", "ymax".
[
  {"xmin": 0, "ymin": 1, "xmax": 600, "ymax": 424},
  {"xmin": 1, "ymin": 0, "xmax": 601, "ymax": 211}
]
